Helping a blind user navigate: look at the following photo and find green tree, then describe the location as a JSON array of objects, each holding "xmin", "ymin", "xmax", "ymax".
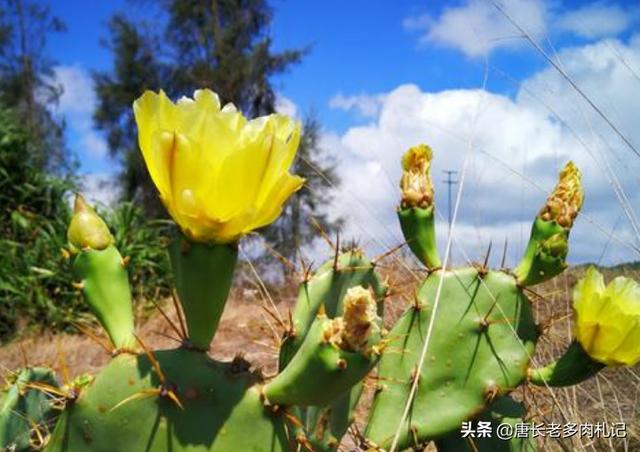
[
  {"xmin": 0, "ymin": 0, "xmax": 68, "ymax": 172},
  {"xmin": 93, "ymin": 14, "xmax": 168, "ymax": 213}
]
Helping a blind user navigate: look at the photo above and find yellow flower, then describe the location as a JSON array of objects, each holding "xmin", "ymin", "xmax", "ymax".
[
  {"xmin": 400, "ymin": 144, "xmax": 434, "ymax": 209},
  {"xmin": 133, "ymin": 89, "xmax": 305, "ymax": 243},
  {"xmin": 573, "ymin": 267, "xmax": 640, "ymax": 366},
  {"xmin": 539, "ymin": 161, "xmax": 584, "ymax": 228}
]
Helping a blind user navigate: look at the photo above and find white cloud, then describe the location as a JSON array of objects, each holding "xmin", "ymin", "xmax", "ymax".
[
  {"xmin": 50, "ymin": 64, "xmax": 109, "ymax": 158},
  {"xmin": 556, "ymin": 2, "xmax": 634, "ymax": 39},
  {"xmin": 405, "ymin": 0, "xmax": 547, "ymax": 57},
  {"xmin": 329, "ymin": 93, "xmax": 386, "ymax": 118},
  {"xmin": 80, "ymin": 173, "xmax": 120, "ymax": 207},
  {"xmin": 326, "ymin": 35, "xmax": 640, "ymax": 265},
  {"xmin": 275, "ymin": 94, "xmax": 298, "ymax": 118}
]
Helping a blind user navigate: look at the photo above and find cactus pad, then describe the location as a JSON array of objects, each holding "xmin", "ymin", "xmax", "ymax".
[{"xmin": 365, "ymin": 267, "xmax": 537, "ymax": 449}]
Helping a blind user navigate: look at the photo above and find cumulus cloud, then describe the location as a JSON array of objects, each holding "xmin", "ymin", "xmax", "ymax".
[
  {"xmin": 404, "ymin": 0, "xmax": 547, "ymax": 57},
  {"xmin": 326, "ymin": 36, "xmax": 640, "ymax": 266},
  {"xmin": 329, "ymin": 93, "xmax": 386, "ymax": 118},
  {"xmin": 275, "ymin": 94, "xmax": 298, "ymax": 118},
  {"xmin": 50, "ymin": 64, "xmax": 108, "ymax": 158},
  {"xmin": 556, "ymin": 2, "xmax": 634, "ymax": 39}
]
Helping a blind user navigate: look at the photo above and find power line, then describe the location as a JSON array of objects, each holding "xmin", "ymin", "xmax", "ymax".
[{"xmin": 442, "ymin": 170, "xmax": 459, "ymax": 229}]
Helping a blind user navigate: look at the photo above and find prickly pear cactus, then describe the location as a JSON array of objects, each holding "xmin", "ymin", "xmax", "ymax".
[
  {"xmin": 0, "ymin": 367, "xmax": 60, "ymax": 451},
  {"xmin": 5, "ymin": 89, "xmax": 639, "ymax": 452}
]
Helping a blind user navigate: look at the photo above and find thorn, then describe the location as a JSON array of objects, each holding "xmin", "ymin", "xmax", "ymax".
[
  {"xmin": 56, "ymin": 339, "xmax": 70, "ymax": 385},
  {"xmin": 332, "ymin": 232, "xmax": 341, "ymax": 271},
  {"xmin": 372, "ymin": 241, "xmax": 408, "ymax": 265},
  {"xmin": 501, "ymin": 236, "xmax": 508, "ymax": 269},
  {"xmin": 121, "ymin": 256, "xmax": 131, "ymax": 267},
  {"xmin": 151, "ymin": 330, "xmax": 183, "ymax": 344},
  {"xmin": 482, "ymin": 240, "xmax": 493, "ymax": 272},
  {"xmin": 170, "ymin": 290, "xmax": 189, "ymax": 341},
  {"xmin": 317, "ymin": 303, "xmax": 326, "ymax": 317},
  {"xmin": 149, "ymin": 298, "xmax": 185, "ymax": 342},
  {"xmin": 336, "ymin": 358, "xmax": 347, "ymax": 370},
  {"xmin": 110, "ymin": 388, "xmax": 160, "ymax": 412},
  {"xmin": 133, "ymin": 333, "xmax": 165, "ymax": 383},
  {"xmin": 258, "ymin": 235, "xmax": 299, "ymax": 276},
  {"xmin": 299, "ymin": 255, "xmax": 314, "ymax": 283},
  {"xmin": 259, "ymin": 303, "xmax": 287, "ymax": 330},
  {"xmin": 309, "ymin": 216, "xmax": 335, "ymax": 250},
  {"xmin": 71, "ymin": 322, "xmax": 113, "ymax": 354},
  {"xmin": 163, "ymin": 388, "xmax": 185, "ymax": 410},
  {"xmin": 60, "ymin": 248, "xmax": 71, "ymax": 260}
]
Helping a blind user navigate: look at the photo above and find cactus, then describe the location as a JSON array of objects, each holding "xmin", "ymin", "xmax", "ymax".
[
  {"xmin": 5, "ymin": 89, "xmax": 639, "ymax": 451},
  {"xmin": 0, "ymin": 367, "xmax": 60, "ymax": 451}
]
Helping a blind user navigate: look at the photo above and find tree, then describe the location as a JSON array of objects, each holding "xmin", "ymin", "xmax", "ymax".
[
  {"xmin": 164, "ymin": 0, "xmax": 305, "ymax": 117},
  {"xmin": 93, "ymin": 14, "xmax": 168, "ymax": 214},
  {"xmin": 0, "ymin": 0, "xmax": 68, "ymax": 172}
]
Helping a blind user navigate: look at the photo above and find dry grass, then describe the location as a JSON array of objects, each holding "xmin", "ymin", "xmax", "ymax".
[{"xmin": 0, "ymin": 262, "xmax": 638, "ymax": 451}]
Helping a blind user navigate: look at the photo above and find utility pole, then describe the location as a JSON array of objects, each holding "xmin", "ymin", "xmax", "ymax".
[{"xmin": 442, "ymin": 170, "xmax": 458, "ymax": 229}]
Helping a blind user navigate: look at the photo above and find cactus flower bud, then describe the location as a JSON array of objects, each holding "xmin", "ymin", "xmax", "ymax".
[
  {"xmin": 573, "ymin": 267, "xmax": 640, "ymax": 366},
  {"xmin": 538, "ymin": 162, "xmax": 584, "ymax": 228},
  {"xmin": 400, "ymin": 144, "xmax": 434, "ymax": 209},
  {"xmin": 67, "ymin": 194, "xmax": 113, "ymax": 251},
  {"xmin": 133, "ymin": 89, "xmax": 305, "ymax": 244}
]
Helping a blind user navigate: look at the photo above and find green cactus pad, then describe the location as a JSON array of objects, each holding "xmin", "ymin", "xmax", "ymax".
[
  {"xmin": 46, "ymin": 349, "xmax": 291, "ymax": 452},
  {"xmin": 1, "ymin": 367, "xmax": 60, "ymax": 451},
  {"xmin": 365, "ymin": 267, "xmax": 537, "ymax": 450}
]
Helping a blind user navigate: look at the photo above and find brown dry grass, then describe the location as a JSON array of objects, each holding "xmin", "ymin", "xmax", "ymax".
[{"xmin": 1, "ymin": 261, "xmax": 638, "ymax": 451}]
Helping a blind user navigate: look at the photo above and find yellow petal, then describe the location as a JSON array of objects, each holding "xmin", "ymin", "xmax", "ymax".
[{"xmin": 249, "ymin": 173, "xmax": 305, "ymax": 232}]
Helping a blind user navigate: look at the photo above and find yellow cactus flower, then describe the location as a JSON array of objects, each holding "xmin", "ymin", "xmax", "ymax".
[
  {"xmin": 133, "ymin": 89, "xmax": 305, "ymax": 243},
  {"xmin": 573, "ymin": 267, "xmax": 640, "ymax": 366}
]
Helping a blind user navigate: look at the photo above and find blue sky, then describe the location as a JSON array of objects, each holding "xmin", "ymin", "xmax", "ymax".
[{"xmin": 42, "ymin": 0, "xmax": 640, "ymax": 265}]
